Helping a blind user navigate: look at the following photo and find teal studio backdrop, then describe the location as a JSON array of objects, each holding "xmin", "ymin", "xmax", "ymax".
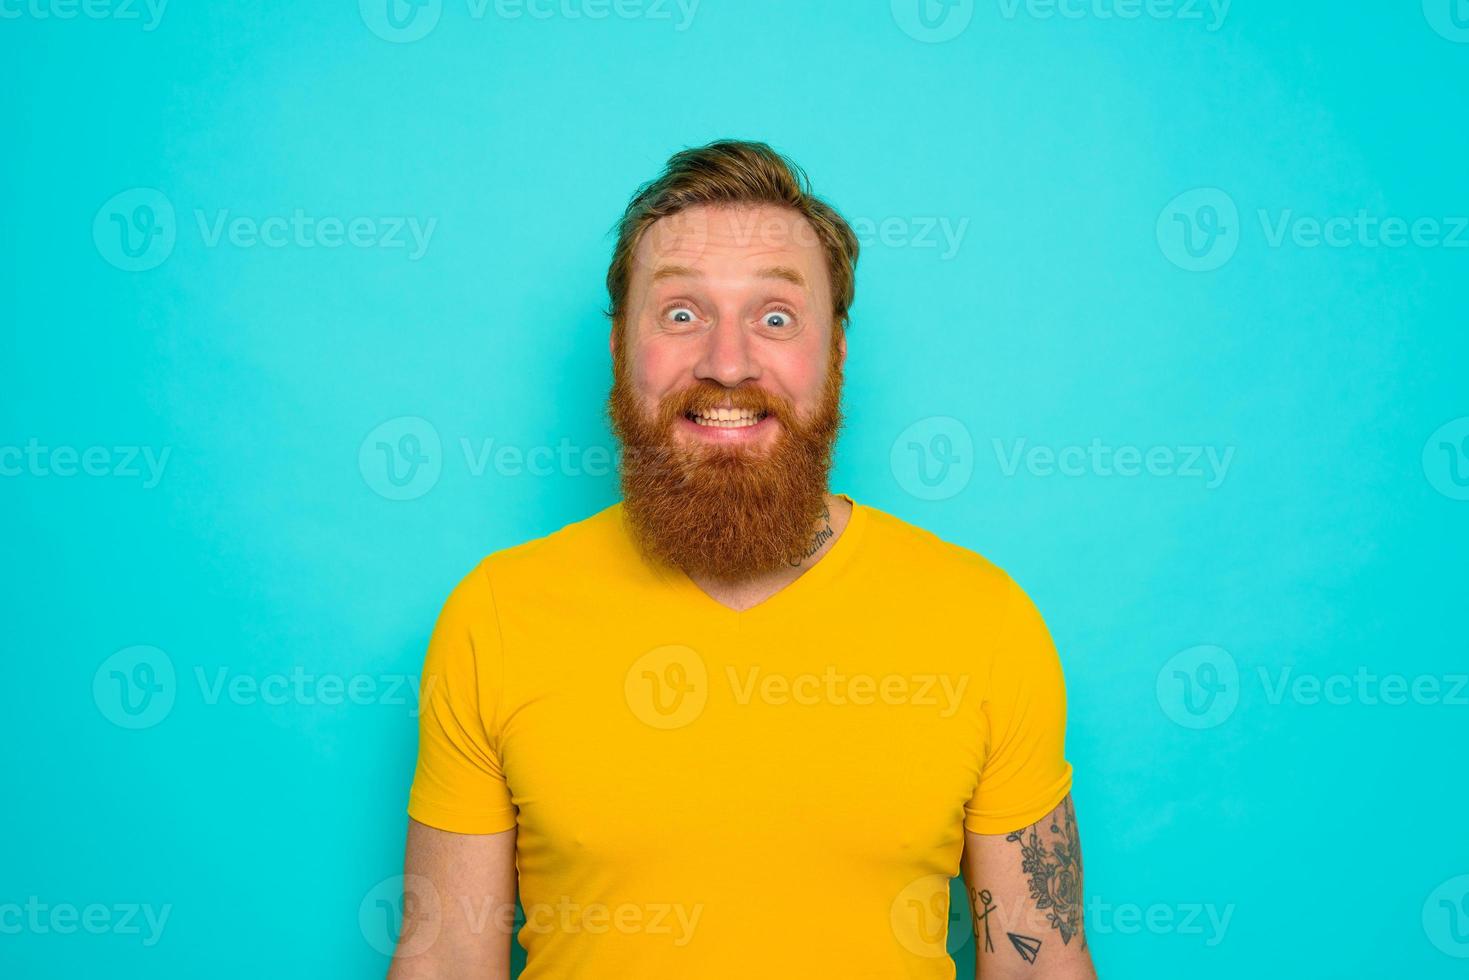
[{"xmin": 2, "ymin": 1, "xmax": 1466, "ymax": 977}]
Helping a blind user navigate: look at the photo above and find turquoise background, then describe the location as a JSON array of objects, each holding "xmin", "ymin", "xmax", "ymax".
[{"xmin": 3, "ymin": 1, "xmax": 1467, "ymax": 976}]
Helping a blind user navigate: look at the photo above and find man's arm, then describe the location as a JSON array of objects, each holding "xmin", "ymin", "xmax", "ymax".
[
  {"xmin": 960, "ymin": 793, "xmax": 1097, "ymax": 979},
  {"xmin": 386, "ymin": 819, "xmax": 518, "ymax": 980}
]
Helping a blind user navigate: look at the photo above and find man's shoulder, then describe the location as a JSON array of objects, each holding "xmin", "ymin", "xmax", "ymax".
[
  {"xmin": 856, "ymin": 502, "xmax": 1057, "ymax": 649},
  {"xmin": 449, "ymin": 502, "xmax": 634, "ymax": 600},
  {"xmin": 857, "ymin": 501, "xmax": 1021, "ymax": 600}
]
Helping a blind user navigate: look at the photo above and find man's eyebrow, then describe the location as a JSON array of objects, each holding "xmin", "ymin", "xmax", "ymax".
[
  {"xmin": 649, "ymin": 264, "xmax": 702, "ymax": 282},
  {"xmin": 754, "ymin": 265, "xmax": 807, "ymax": 288},
  {"xmin": 647, "ymin": 264, "xmax": 808, "ymax": 288}
]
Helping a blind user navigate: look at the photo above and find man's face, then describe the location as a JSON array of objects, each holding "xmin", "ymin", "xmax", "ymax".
[{"xmin": 607, "ymin": 203, "xmax": 848, "ymax": 578}]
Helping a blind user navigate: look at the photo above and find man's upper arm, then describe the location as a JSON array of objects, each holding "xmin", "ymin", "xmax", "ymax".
[
  {"xmin": 387, "ymin": 819, "xmax": 518, "ymax": 980},
  {"xmin": 391, "ymin": 563, "xmax": 521, "ymax": 977},
  {"xmin": 407, "ymin": 562, "xmax": 518, "ymax": 835},
  {"xmin": 961, "ymin": 574, "xmax": 1094, "ymax": 977},
  {"xmin": 964, "ymin": 572, "xmax": 1072, "ymax": 835},
  {"xmin": 961, "ymin": 795, "xmax": 1095, "ymax": 979}
]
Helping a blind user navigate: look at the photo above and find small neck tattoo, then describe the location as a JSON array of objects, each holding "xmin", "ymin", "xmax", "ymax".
[{"xmin": 787, "ymin": 502, "xmax": 833, "ymax": 567}]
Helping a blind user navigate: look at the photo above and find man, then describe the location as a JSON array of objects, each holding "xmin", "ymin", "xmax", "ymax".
[{"xmin": 389, "ymin": 140, "xmax": 1096, "ymax": 979}]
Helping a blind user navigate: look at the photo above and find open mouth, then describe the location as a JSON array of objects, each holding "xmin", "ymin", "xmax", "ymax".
[{"xmin": 683, "ymin": 408, "xmax": 770, "ymax": 429}]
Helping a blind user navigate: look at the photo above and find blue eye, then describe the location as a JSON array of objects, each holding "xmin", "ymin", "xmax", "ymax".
[
  {"xmin": 666, "ymin": 307, "xmax": 695, "ymax": 324},
  {"xmin": 763, "ymin": 310, "xmax": 794, "ymax": 329}
]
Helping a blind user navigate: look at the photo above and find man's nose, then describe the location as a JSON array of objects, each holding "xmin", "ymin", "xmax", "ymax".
[{"xmin": 692, "ymin": 316, "xmax": 759, "ymax": 388}]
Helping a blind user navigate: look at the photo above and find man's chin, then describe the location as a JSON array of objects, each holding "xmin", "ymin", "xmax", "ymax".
[
  {"xmin": 617, "ymin": 425, "xmax": 830, "ymax": 577},
  {"xmin": 607, "ymin": 356, "xmax": 844, "ymax": 577}
]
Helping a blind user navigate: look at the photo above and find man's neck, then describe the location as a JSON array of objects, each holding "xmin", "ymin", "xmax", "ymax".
[{"xmin": 682, "ymin": 492, "xmax": 853, "ymax": 613}]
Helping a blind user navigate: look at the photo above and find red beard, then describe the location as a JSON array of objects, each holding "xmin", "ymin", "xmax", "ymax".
[{"xmin": 607, "ymin": 339, "xmax": 845, "ymax": 581}]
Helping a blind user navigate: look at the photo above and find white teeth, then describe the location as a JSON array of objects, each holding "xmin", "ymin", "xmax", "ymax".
[{"xmin": 690, "ymin": 408, "xmax": 764, "ymax": 428}]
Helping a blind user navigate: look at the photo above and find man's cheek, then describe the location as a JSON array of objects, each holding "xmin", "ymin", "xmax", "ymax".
[{"xmin": 637, "ymin": 358, "xmax": 683, "ymax": 401}]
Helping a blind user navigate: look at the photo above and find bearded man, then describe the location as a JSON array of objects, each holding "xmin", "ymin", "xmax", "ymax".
[{"xmin": 389, "ymin": 140, "xmax": 1097, "ymax": 980}]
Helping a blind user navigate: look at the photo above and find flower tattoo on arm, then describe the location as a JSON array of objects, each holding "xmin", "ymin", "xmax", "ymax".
[{"xmin": 1004, "ymin": 795, "xmax": 1085, "ymax": 948}]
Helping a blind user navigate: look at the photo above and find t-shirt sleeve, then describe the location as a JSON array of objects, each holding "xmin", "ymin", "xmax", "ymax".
[
  {"xmin": 406, "ymin": 561, "xmax": 518, "ymax": 834},
  {"xmin": 963, "ymin": 573, "xmax": 1074, "ymax": 835}
]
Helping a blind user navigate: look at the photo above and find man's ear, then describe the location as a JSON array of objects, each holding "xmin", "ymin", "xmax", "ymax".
[{"xmin": 836, "ymin": 324, "xmax": 847, "ymax": 370}]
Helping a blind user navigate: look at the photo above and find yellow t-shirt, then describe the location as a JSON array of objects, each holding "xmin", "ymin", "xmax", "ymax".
[{"xmin": 407, "ymin": 493, "xmax": 1073, "ymax": 978}]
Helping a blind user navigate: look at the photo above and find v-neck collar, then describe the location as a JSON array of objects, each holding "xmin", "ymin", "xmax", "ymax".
[{"xmin": 630, "ymin": 493, "xmax": 870, "ymax": 621}]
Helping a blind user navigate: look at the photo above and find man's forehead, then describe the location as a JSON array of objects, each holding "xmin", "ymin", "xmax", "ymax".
[{"xmin": 635, "ymin": 204, "xmax": 825, "ymax": 271}]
